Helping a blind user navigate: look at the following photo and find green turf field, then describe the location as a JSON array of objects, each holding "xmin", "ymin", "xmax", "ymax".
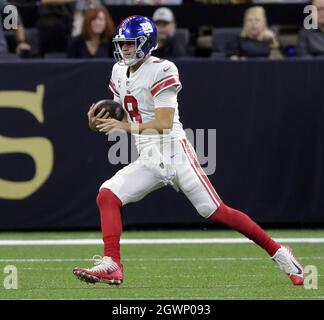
[{"xmin": 0, "ymin": 229, "xmax": 323, "ymax": 300}]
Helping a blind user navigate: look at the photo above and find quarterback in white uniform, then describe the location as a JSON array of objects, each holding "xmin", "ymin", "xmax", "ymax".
[
  {"xmin": 73, "ymin": 16, "xmax": 304, "ymax": 286},
  {"xmin": 101, "ymin": 55, "xmax": 222, "ymax": 215}
]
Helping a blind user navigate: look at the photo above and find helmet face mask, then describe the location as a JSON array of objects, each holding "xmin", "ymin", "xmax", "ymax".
[
  {"xmin": 112, "ymin": 16, "xmax": 158, "ymax": 67},
  {"xmin": 113, "ymin": 36, "xmax": 147, "ymax": 67}
]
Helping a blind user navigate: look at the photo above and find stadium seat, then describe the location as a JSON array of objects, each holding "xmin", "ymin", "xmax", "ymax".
[
  {"xmin": 44, "ymin": 52, "xmax": 67, "ymax": 59},
  {"xmin": 211, "ymin": 27, "xmax": 241, "ymax": 59},
  {"xmin": 174, "ymin": 28, "xmax": 193, "ymax": 56},
  {"xmin": 174, "ymin": 28, "xmax": 190, "ymax": 48},
  {"xmin": 211, "ymin": 26, "xmax": 280, "ymax": 59}
]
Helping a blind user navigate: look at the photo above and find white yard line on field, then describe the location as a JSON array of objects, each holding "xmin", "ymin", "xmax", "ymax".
[
  {"xmin": 0, "ymin": 237, "xmax": 324, "ymax": 246},
  {"xmin": 0, "ymin": 256, "xmax": 323, "ymax": 263}
]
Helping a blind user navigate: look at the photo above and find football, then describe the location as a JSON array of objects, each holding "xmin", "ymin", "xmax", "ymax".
[{"xmin": 94, "ymin": 99, "xmax": 124, "ymax": 121}]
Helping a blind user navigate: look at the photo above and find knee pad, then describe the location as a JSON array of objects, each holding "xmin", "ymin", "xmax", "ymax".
[
  {"xmin": 96, "ymin": 188, "xmax": 122, "ymax": 208},
  {"xmin": 196, "ymin": 202, "xmax": 218, "ymax": 219}
]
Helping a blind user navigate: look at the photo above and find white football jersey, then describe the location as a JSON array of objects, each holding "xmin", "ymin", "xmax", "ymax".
[{"xmin": 109, "ymin": 55, "xmax": 186, "ymax": 152}]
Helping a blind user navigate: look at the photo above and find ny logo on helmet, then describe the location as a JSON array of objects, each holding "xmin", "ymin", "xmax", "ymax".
[{"xmin": 140, "ymin": 22, "xmax": 153, "ymax": 34}]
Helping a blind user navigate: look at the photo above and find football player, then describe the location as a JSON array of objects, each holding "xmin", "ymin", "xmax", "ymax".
[{"xmin": 73, "ymin": 16, "xmax": 304, "ymax": 286}]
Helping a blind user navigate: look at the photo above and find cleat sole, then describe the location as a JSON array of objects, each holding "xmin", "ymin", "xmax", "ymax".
[{"xmin": 73, "ymin": 270, "xmax": 122, "ymax": 286}]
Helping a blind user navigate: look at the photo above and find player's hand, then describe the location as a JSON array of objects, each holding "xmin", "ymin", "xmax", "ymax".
[
  {"xmin": 96, "ymin": 118, "xmax": 127, "ymax": 135},
  {"xmin": 87, "ymin": 103, "xmax": 109, "ymax": 131}
]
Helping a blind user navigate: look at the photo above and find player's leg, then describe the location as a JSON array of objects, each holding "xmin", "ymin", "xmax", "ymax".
[
  {"xmin": 176, "ymin": 139, "xmax": 279, "ymax": 255},
  {"xmin": 177, "ymin": 138, "xmax": 304, "ymax": 285},
  {"xmin": 73, "ymin": 159, "xmax": 164, "ymax": 285},
  {"xmin": 98, "ymin": 160, "xmax": 164, "ymax": 263},
  {"xmin": 96, "ymin": 188, "xmax": 122, "ymax": 265}
]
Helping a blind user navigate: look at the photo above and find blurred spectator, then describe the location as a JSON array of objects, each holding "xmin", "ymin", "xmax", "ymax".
[
  {"xmin": 0, "ymin": 0, "xmax": 31, "ymax": 57},
  {"xmin": 101, "ymin": 0, "xmax": 133, "ymax": 4},
  {"xmin": 152, "ymin": 7, "xmax": 188, "ymax": 58},
  {"xmin": 297, "ymin": 0, "xmax": 324, "ymax": 57},
  {"xmin": 133, "ymin": 0, "xmax": 182, "ymax": 4},
  {"xmin": 194, "ymin": 1, "xmax": 251, "ymax": 3},
  {"xmin": 37, "ymin": 0, "xmax": 75, "ymax": 56},
  {"xmin": 226, "ymin": 6, "xmax": 280, "ymax": 59},
  {"xmin": 67, "ymin": 5, "xmax": 114, "ymax": 58},
  {"xmin": 253, "ymin": 1, "xmax": 308, "ymax": 3},
  {"xmin": 72, "ymin": 0, "xmax": 100, "ymax": 37},
  {"xmin": 195, "ymin": 0, "xmax": 307, "ymax": 2},
  {"xmin": 100, "ymin": 0, "xmax": 182, "ymax": 4}
]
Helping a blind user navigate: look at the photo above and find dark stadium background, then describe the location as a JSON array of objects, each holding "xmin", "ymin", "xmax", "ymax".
[{"xmin": 1, "ymin": 0, "xmax": 324, "ymax": 230}]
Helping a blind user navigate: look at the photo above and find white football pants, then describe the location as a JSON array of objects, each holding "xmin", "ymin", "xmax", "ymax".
[{"xmin": 100, "ymin": 138, "xmax": 221, "ymax": 218}]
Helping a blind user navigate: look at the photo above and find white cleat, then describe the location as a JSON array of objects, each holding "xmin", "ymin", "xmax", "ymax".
[
  {"xmin": 272, "ymin": 246, "xmax": 304, "ymax": 286},
  {"xmin": 73, "ymin": 256, "xmax": 123, "ymax": 285}
]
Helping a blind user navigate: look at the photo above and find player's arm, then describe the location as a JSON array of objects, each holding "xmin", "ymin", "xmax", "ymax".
[
  {"xmin": 96, "ymin": 88, "xmax": 176, "ymax": 134},
  {"xmin": 132, "ymin": 107, "xmax": 175, "ymax": 134},
  {"xmin": 96, "ymin": 106, "xmax": 174, "ymax": 134},
  {"xmin": 133, "ymin": 87, "xmax": 177, "ymax": 133}
]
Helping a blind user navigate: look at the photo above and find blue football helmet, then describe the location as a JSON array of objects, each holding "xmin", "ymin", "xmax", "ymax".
[{"xmin": 113, "ymin": 16, "xmax": 158, "ymax": 66}]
